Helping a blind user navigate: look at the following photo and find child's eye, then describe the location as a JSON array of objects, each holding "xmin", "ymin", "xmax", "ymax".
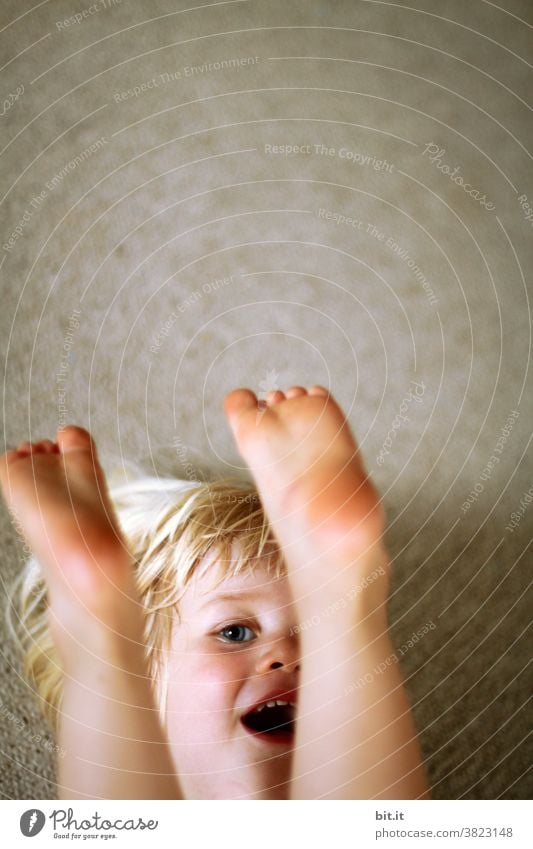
[{"xmin": 217, "ymin": 623, "xmax": 256, "ymax": 643}]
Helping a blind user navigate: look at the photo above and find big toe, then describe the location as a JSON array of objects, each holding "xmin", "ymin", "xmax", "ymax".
[
  {"xmin": 57, "ymin": 427, "xmax": 106, "ymax": 491},
  {"xmin": 308, "ymin": 385, "xmax": 329, "ymax": 397},
  {"xmin": 56, "ymin": 425, "xmax": 95, "ymax": 455},
  {"xmin": 224, "ymin": 389, "xmax": 258, "ymax": 424}
]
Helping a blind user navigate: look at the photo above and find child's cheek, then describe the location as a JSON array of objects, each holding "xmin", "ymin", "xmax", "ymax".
[{"xmin": 195, "ymin": 645, "xmax": 246, "ymax": 685}]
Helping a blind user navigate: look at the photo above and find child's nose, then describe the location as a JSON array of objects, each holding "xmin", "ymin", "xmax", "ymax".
[{"xmin": 254, "ymin": 637, "xmax": 300, "ymax": 674}]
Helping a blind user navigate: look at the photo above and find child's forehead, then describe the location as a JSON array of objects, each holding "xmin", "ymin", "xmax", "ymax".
[{"xmin": 187, "ymin": 550, "xmax": 284, "ymax": 604}]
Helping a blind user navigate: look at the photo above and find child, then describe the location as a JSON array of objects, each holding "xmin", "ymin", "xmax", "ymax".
[{"xmin": 0, "ymin": 385, "xmax": 429, "ymax": 800}]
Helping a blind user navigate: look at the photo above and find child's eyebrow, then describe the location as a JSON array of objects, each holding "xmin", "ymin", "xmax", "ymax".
[{"xmin": 198, "ymin": 590, "xmax": 263, "ymax": 610}]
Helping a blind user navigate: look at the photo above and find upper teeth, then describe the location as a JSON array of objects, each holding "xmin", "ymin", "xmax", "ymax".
[{"xmin": 253, "ymin": 699, "xmax": 295, "ymax": 712}]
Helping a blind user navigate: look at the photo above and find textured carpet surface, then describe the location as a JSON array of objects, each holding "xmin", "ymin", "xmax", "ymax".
[{"xmin": 0, "ymin": 0, "xmax": 531, "ymax": 799}]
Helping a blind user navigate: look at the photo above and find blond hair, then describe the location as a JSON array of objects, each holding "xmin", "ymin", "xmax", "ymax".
[{"xmin": 8, "ymin": 474, "xmax": 284, "ymax": 732}]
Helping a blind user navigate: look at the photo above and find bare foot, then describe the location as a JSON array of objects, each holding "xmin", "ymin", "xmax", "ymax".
[
  {"xmin": 224, "ymin": 386, "xmax": 388, "ymax": 612},
  {"xmin": 0, "ymin": 426, "xmax": 139, "ymax": 667}
]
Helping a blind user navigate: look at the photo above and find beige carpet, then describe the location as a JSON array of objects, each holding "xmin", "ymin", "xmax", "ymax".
[{"xmin": 0, "ymin": 0, "xmax": 531, "ymax": 799}]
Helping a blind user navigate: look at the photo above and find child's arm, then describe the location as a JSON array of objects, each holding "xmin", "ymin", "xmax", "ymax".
[{"xmin": 290, "ymin": 554, "xmax": 430, "ymax": 800}]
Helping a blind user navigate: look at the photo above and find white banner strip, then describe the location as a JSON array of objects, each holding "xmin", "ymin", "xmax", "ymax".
[{"xmin": 1, "ymin": 799, "xmax": 530, "ymax": 848}]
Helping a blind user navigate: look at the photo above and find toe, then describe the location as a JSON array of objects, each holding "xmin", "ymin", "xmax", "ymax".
[
  {"xmin": 266, "ymin": 390, "xmax": 285, "ymax": 406},
  {"xmin": 0, "ymin": 454, "xmax": 15, "ymax": 495},
  {"xmin": 224, "ymin": 389, "xmax": 258, "ymax": 421},
  {"xmin": 0, "ymin": 449, "xmax": 31, "ymax": 492},
  {"xmin": 28, "ymin": 442, "xmax": 48, "ymax": 454},
  {"xmin": 57, "ymin": 427, "xmax": 105, "ymax": 489},
  {"xmin": 56, "ymin": 425, "xmax": 95, "ymax": 454},
  {"xmin": 0, "ymin": 449, "xmax": 23, "ymax": 473},
  {"xmin": 40, "ymin": 439, "xmax": 58, "ymax": 454},
  {"xmin": 308, "ymin": 385, "xmax": 329, "ymax": 397},
  {"xmin": 286, "ymin": 386, "xmax": 307, "ymax": 399},
  {"xmin": 16, "ymin": 441, "xmax": 32, "ymax": 453}
]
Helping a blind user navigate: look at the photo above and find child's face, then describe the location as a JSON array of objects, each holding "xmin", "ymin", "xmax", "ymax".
[{"xmin": 164, "ymin": 556, "xmax": 301, "ymax": 799}]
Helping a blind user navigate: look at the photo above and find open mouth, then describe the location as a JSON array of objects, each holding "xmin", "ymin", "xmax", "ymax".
[{"xmin": 241, "ymin": 699, "xmax": 296, "ymax": 744}]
